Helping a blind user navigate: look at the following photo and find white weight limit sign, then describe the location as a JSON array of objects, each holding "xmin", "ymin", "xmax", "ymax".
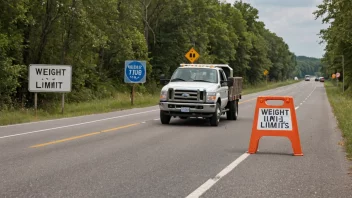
[{"xmin": 257, "ymin": 108, "xmax": 292, "ymax": 131}]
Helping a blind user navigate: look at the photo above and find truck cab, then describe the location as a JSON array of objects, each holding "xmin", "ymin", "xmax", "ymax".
[{"xmin": 159, "ymin": 64, "xmax": 242, "ymax": 126}]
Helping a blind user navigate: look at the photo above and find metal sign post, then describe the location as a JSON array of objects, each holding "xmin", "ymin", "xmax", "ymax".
[
  {"xmin": 264, "ymin": 70, "xmax": 269, "ymax": 85},
  {"xmin": 336, "ymin": 72, "xmax": 340, "ymax": 87},
  {"xmin": 342, "ymin": 55, "xmax": 345, "ymax": 93}
]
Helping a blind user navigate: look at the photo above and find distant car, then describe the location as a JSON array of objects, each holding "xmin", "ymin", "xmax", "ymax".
[
  {"xmin": 294, "ymin": 77, "xmax": 298, "ymax": 80},
  {"xmin": 315, "ymin": 77, "xmax": 319, "ymax": 81},
  {"xmin": 319, "ymin": 77, "xmax": 325, "ymax": 82},
  {"xmin": 305, "ymin": 75, "xmax": 310, "ymax": 81}
]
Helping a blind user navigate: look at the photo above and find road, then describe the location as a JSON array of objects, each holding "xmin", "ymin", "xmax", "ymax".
[{"xmin": 0, "ymin": 80, "xmax": 351, "ymax": 197}]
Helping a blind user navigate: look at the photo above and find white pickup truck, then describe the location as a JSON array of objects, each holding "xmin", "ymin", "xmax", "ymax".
[{"xmin": 159, "ymin": 64, "xmax": 243, "ymax": 126}]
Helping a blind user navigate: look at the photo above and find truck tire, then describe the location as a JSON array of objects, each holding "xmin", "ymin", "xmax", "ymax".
[
  {"xmin": 226, "ymin": 101, "xmax": 235, "ymax": 120},
  {"xmin": 210, "ymin": 102, "xmax": 221, "ymax": 126},
  {"xmin": 234, "ymin": 100, "xmax": 239, "ymax": 120},
  {"xmin": 160, "ymin": 111, "xmax": 171, "ymax": 124}
]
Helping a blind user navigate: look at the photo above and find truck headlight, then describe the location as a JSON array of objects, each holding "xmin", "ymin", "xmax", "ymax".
[
  {"xmin": 160, "ymin": 91, "xmax": 167, "ymax": 101},
  {"xmin": 206, "ymin": 92, "xmax": 216, "ymax": 102}
]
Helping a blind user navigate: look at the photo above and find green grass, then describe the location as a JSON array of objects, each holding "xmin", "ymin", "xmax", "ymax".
[
  {"xmin": 0, "ymin": 93, "xmax": 159, "ymax": 126},
  {"xmin": 324, "ymin": 81, "xmax": 352, "ymax": 160},
  {"xmin": 0, "ymin": 80, "xmax": 300, "ymax": 126},
  {"xmin": 242, "ymin": 80, "xmax": 299, "ymax": 95}
]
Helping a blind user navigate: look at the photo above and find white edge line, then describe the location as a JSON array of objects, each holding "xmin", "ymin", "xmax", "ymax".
[
  {"xmin": 0, "ymin": 110, "xmax": 158, "ymax": 139},
  {"xmin": 186, "ymin": 94, "xmax": 305, "ymax": 197},
  {"xmin": 185, "ymin": 153, "xmax": 250, "ymax": 198},
  {"xmin": 185, "ymin": 83, "xmax": 310, "ymax": 198},
  {"xmin": 0, "ymin": 106, "xmax": 159, "ymax": 128}
]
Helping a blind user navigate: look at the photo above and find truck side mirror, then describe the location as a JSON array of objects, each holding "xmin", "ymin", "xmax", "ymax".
[
  {"xmin": 220, "ymin": 80, "xmax": 227, "ymax": 87},
  {"xmin": 227, "ymin": 78, "xmax": 234, "ymax": 87},
  {"xmin": 220, "ymin": 79, "xmax": 233, "ymax": 87}
]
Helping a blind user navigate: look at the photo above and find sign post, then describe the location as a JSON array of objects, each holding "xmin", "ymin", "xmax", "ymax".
[
  {"xmin": 336, "ymin": 72, "xmax": 340, "ymax": 87},
  {"xmin": 185, "ymin": 47, "xmax": 200, "ymax": 63},
  {"xmin": 332, "ymin": 73, "xmax": 336, "ymax": 86},
  {"xmin": 34, "ymin": 93, "xmax": 38, "ymax": 117},
  {"xmin": 342, "ymin": 55, "xmax": 345, "ymax": 93},
  {"xmin": 124, "ymin": 60, "xmax": 147, "ymax": 105},
  {"xmin": 264, "ymin": 70, "xmax": 269, "ymax": 85},
  {"xmin": 28, "ymin": 64, "xmax": 72, "ymax": 115}
]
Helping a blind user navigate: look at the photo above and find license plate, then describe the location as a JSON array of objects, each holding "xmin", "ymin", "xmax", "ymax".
[{"xmin": 181, "ymin": 107, "xmax": 190, "ymax": 112}]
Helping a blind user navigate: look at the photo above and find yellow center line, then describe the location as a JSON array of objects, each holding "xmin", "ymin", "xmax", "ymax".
[
  {"xmin": 101, "ymin": 123, "xmax": 140, "ymax": 133},
  {"xmin": 30, "ymin": 123, "xmax": 140, "ymax": 148},
  {"xmin": 238, "ymin": 98, "xmax": 257, "ymax": 104},
  {"xmin": 29, "ymin": 91, "xmax": 288, "ymax": 148}
]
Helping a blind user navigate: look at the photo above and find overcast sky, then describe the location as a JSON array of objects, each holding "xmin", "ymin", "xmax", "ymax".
[{"xmin": 225, "ymin": 0, "xmax": 328, "ymax": 58}]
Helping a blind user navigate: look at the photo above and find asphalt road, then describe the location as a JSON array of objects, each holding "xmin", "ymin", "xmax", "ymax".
[{"xmin": 0, "ymin": 80, "xmax": 351, "ymax": 198}]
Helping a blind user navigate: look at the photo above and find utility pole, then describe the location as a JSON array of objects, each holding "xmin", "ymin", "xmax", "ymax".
[{"xmin": 342, "ymin": 55, "xmax": 345, "ymax": 93}]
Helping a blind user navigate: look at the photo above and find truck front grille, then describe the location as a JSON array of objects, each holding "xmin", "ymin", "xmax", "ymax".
[{"xmin": 168, "ymin": 88, "xmax": 205, "ymax": 102}]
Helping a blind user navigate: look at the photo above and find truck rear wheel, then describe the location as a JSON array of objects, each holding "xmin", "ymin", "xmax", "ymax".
[
  {"xmin": 226, "ymin": 100, "xmax": 238, "ymax": 120},
  {"xmin": 227, "ymin": 101, "xmax": 235, "ymax": 120},
  {"xmin": 160, "ymin": 111, "xmax": 171, "ymax": 124},
  {"xmin": 210, "ymin": 102, "xmax": 221, "ymax": 126},
  {"xmin": 234, "ymin": 100, "xmax": 239, "ymax": 120}
]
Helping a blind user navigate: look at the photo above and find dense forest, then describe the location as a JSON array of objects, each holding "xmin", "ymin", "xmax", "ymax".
[
  {"xmin": 314, "ymin": 0, "xmax": 352, "ymax": 91},
  {"xmin": 295, "ymin": 56, "xmax": 323, "ymax": 78},
  {"xmin": 0, "ymin": 0, "xmax": 314, "ymax": 110}
]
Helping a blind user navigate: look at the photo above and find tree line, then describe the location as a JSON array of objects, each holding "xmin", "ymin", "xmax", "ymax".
[
  {"xmin": 295, "ymin": 56, "xmax": 323, "ymax": 78},
  {"xmin": 0, "ymin": 0, "xmax": 312, "ymax": 110},
  {"xmin": 314, "ymin": 0, "xmax": 351, "ymax": 91}
]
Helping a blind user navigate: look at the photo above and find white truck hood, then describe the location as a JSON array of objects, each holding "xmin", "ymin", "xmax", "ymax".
[{"xmin": 162, "ymin": 82, "xmax": 219, "ymax": 91}]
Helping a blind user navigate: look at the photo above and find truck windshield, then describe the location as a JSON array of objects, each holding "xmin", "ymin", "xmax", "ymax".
[{"xmin": 170, "ymin": 68, "xmax": 218, "ymax": 83}]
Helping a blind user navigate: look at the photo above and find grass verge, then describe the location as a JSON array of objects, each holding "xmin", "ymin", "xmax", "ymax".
[
  {"xmin": 0, "ymin": 80, "xmax": 300, "ymax": 126},
  {"xmin": 324, "ymin": 81, "xmax": 352, "ymax": 160},
  {"xmin": 0, "ymin": 93, "xmax": 159, "ymax": 126},
  {"xmin": 242, "ymin": 80, "xmax": 299, "ymax": 95}
]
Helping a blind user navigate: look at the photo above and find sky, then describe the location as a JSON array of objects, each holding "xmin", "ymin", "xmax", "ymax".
[{"xmin": 225, "ymin": 0, "xmax": 329, "ymax": 58}]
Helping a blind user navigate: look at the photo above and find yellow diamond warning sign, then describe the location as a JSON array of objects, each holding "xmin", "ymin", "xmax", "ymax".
[
  {"xmin": 264, "ymin": 70, "xmax": 269, "ymax": 76},
  {"xmin": 185, "ymin": 47, "xmax": 200, "ymax": 63}
]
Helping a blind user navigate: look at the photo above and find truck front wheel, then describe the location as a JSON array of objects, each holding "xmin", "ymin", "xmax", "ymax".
[
  {"xmin": 160, "ymin": 111, "xmax": 171, "ymax": 124},
  {"xmin": 210, "ymin": 102, "xmax": 221, "ymax": 126}
]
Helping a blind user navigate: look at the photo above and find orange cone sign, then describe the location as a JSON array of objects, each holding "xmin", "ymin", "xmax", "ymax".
[{"xmin": 248, "ymin": 96, "xmax": 303, "ymax": 156}]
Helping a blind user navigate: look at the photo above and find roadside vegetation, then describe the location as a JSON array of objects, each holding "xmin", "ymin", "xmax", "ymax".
[
  {"xmin": 242, "ymin": 80, "xmax": 298, "ymax": 95},
  {"xmin": 325, "ymin": 81, "xmax": 352, "ymax": 159},
  {"xmin": 0, "ymin": 1, "xmax": 318, "ymax": 125},
  {"xmin": 314, "ymin": 0, "xmax": 352, "ymax": 160}
]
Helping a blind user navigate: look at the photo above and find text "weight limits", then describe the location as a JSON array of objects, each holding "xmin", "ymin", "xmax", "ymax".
[{"xmin": 248, "ymin": 96, "xmax": 303, "ymax": 156}]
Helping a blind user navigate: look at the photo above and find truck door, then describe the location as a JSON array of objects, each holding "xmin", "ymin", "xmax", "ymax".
[{"xmin": 219, "ymin": 70, "xmax": 229, "ymax": 109}]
